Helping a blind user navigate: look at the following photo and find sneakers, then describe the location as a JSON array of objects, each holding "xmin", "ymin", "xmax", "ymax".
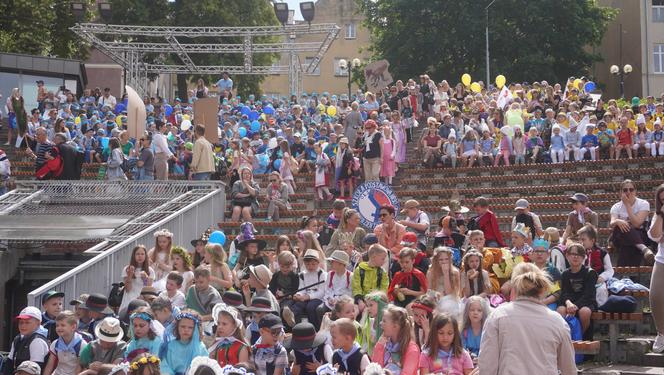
[
  {"xmin": 654, "ymin": 334, "xmax": 664, "ymax": 353},
  {"xmin": 282, "ymin": 306, "xmax": 296, "ymax": 327},
  {"xmin": 643, "ymin": 249, "xmax": 656, "ymax": 266}
]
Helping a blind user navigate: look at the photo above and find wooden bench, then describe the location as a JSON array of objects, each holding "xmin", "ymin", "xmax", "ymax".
[{"xmin": 591, "ymin": 312, "xmax": 644, "ymax": 360}]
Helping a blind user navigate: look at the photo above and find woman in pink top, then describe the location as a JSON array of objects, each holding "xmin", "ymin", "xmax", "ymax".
[{"xmin": 371, "ymin": 305, "xmax": 420, "ymax": 375}]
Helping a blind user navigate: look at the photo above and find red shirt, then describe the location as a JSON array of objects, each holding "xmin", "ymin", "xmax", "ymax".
[{"xmin": 477, "ymin": 210, "xmax": 506, "ymax": 247}]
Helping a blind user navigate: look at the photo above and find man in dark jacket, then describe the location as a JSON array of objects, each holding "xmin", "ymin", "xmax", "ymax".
[{"xmin": 53, "ymin": 133, "xmax": 81, "ymax": 180}]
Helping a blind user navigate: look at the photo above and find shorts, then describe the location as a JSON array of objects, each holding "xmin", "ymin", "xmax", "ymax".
[
  {"xmin": 462, "ymin": 150, "xmax": 477, "ymax": 157},
  {"xmin": 232, "ymin": 201, "xmax": 252, "ymax": 208},
  {"xmin": 8, "ymin": 112, "xmax": 16, "ymax": 130}
]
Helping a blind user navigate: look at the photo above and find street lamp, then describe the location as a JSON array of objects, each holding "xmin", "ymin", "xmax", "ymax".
[
  {"xmin": 339, "ymin": 58, "xmax": 361, "ymax": 99},
  {"xmin": 273, "ymin": 2, "xmax": 289, "ymax": 26},
  {"xmin": 485, "ymin": 0, "xmax": 497, "ymax": 86},
  {"xmin": 610, "ymin": 64, "xmax": 632, "ymax": 99}
]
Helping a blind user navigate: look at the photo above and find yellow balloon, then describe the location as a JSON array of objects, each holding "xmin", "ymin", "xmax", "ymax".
[
  {"xmin": 317, "ymin": 103, "xmax": 326, "ymax": 114},
  {"xmin": 326, "ymin": 106, "xmax": 337, "ymax": 116},
  {"xmin": 470, "ymin": 82, "xmax": 481, "ymax": 93},
  {"xmin": 495, "ymin": 75, "xmax": 506, "ymax": 89},
  {"xmin": 461, "ymin": 73, "xmax": 472, "ymax": 87},
  {"xmin": 573, "ymin": 79, "xmax": 582, "ymax": 90},
  {"xmin": 75, "ymin": 116, "xmax": 81, "ymax": 126},
  {"xmin": 183, "ymin": 114, "xmax": 191, "ymax": 121}
]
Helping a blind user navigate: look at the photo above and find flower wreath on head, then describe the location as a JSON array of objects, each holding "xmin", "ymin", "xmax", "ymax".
[
  {"xmin": 175, "ymin": 312, "xmax": 200, "ymax": 324},
  {"xmin": 129, "ymin": 355, "xmax": 160, "ymax": 371},
  {"xmin": 153, "ymin": 228, "xmax": 174, "ymax": 238}
]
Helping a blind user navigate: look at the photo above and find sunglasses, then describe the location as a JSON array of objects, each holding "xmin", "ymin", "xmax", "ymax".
[
  {"xmin": 269, "ymin": 179, "xmax": 277, "ymax": 182},
  {"xmin": 379, "ymin": 213, "xmax": 389, "ymax": 218},
  {"xmin": 623, "ymin": 188, "xmax": 635, "ymax": 193}
]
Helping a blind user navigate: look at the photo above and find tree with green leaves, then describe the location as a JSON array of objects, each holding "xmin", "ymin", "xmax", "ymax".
[
  {"xmin": 0, "ymin": 0, "xmax": 93, "ymax": 59},
  {"xmin": 357, "ymin": 0, "xmax": 617, "ymax": 85}
]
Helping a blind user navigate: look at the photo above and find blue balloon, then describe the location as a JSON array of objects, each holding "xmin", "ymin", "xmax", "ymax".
[
  {"xmin": 208, "ymin": 230, "xmax": 226, "ymax": 246},
  {"xmin": 238, "ymin": 127, "xmax": 247, "ymax": 138},
  {"xmin": 164, "ymin": 104, "xmax": 173, "ymax": 117},
  {"xmin": 584, "ymin": 81, "xmax": 596, "ymax": 93},
  {"xmin": 114, "ymin": 103, "xmax": 126, "ymax": 114},
  {"xmin": 258, "ymin": 153, "xmax": 269, "ymax": 168},
  {"xmin": 263, "ymin": 106, "xmax": 275, "ymax": 115},
  {"xmin": 361, "ymin": 111, "xmax": 368, "ymax": 121},
  {"xmin": 240, "ymin": 106, "xmax": 251, "ymax": 116},
  {"xmin": 251, "ymin": 120, "xmax": 261, "ymax": 132},
  {"xmin": 100, "ymin": 137, "xmax": 109, "ymax": 149},
  {"xmin": 122, "ymin": 99, "xmax": 128, "ymax": 106},
  {"xmin": 249, "ymin": 110, "xmax": 260, "ymax": 121},
  {"xmin": 274, "ymin": 159, "xmax": 282, "ymax": 170}
]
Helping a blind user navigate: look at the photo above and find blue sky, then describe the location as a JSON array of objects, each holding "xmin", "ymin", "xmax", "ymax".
[{"xmin": 282, "ymin": 0, "xmax": 314, "ymax": 21}]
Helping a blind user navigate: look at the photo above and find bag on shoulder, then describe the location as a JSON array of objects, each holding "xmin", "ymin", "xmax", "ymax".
[{"xmin": 108, "ymin": 282, "xmax": 124, "ymax": 308}]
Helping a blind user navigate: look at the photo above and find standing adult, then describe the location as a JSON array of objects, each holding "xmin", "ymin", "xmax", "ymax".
[
  {"xmin": 214, "ymin": 72, "xmax": 233, "ymax": 99},
  {"xmin": 7, "ymin": 88, "xmax": 27, "ymax": 146},
  {"xmin": 479, "ymin": 263, "xmax": 577, "ymax": 375},
  {"xmin": 609, "ymin": 179, "xmax": 653, "ymax": 266},
  {"xmin": 53, "ymin": 133, "xmax": 79, "ymax": 180},
  {"xmin": 106, "ymin": 137, "xmax": 127, "ymax": 181},
  {"xmin": 136, "ymin": 134, "xmax": 155, "ymax": 180},
  {"xmin": 25, "ymin": 127, "xmax": 53, "ymax": 171},
  {"xmin": 343, "ymin": 101, "xmax": 362, "ymax": 146},
  {"xmin": 152, "ymin": 120, "xmax": 175, "ymax": 180},
  {"xmin": 195, "ymin": 79, "xmax": 209, "ymax": 99},
  {"xmin": 189, "ymin": 124, "xmax": 215, "ymax": 180},
  {"xmin": 648, "ymin": 184, "xmax": 664, "ymax": 353},
  {"xmin": 99, "ymin": 87, "xmax": 117, "ymax": 109},
  {"xmin": 362, "ymin": 120, "xmax": 382, "ymax": 182}
]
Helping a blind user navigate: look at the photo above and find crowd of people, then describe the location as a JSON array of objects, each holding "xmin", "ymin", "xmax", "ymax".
[
  {"xmin": 2, "ymin": 178, "xmax": 664, "ymax": 375},
  {"xmin": 2, "ymin": 73, "xmax": 664, "ymax": 375}
]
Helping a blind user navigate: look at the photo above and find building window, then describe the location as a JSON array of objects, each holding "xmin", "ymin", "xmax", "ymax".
[
  {"xmin": 304, "ymin": 57, "xmax": 320, "ymax": 75},
  {"xmin": 655, "ymin": 44, "xmax": 664, "ymax": 73},
  {"xmin": 345, "ymin": 23, "xmax": 357, "ymax": 39},
  {"xmin": 655, "ymin": 0, "xmax": 664, "ymax": 22},
  {"xmin": 334, "ymin": 58, "xmax": 349, "ymax": 76}
]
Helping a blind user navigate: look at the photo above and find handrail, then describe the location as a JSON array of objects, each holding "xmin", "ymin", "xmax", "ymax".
[{"xmin": 27, "ymin": 181, "xmax": 225, "ymax": 307}]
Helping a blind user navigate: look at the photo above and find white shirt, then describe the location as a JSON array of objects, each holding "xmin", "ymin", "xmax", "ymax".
[
  {"xmin": 99, "ymin": 94, "xmax": 117, "ymax": 108},
  {"xmin": 152, "ymin": 133, "xmax": 173, "ymax": 157},
  {"xmin": 323, "ymin": 269, "xmax": 352, "ymax": 308},
  {"xmin": 649, "ymin": 217, "xmax": 664, "ymax": 264},
  {"xmin": 610, "ymin": 198, "xmax": 650, "ymax": 221},
  {"xmin": 49, "ymin": 337, "xmax": 87, "ymax": 375},
  {"xmin": 159, "ymin": 289, "xmax": 186, "ymax": 309},
  {"xmin": 295, "ymin": 268, "xmax": 327, "ymax": 300}
]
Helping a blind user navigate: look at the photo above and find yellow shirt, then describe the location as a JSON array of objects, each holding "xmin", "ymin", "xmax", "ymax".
[{"xmin": 628, "ymin": 119, "xmax": 637, "ymax": 132}]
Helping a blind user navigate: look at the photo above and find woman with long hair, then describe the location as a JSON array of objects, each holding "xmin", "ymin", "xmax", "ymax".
[
  {"xmin": 106, "ymin": 137, "xmax": 127, "ymax": 180},
  {"xmin": 230, "ymin": 167, "xmax": 260, "ymax": 222},
  {"xmin": 326, "ymin": 208, "xmax": 367, "ymax": 256}
]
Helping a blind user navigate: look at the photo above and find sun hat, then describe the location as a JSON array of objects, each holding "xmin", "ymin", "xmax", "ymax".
[
  {"xmin": 283, "ymin": 322, "xmax": 326, "ymax": 350},
  {"xmin": 400, "ymin": 199, "xmax": 420, "ymax": 214},
  {"xmin": 14, "ymin": 361, "xmax": 41, "ymax": 375},
  {"xmin": 236, "ymin": 232, "xmax": 267, "ymax": 252},
  {"xmin": 221, "ymin": 291, "xmax": 246, "ymax": 310},
  {"xmin": 248, "ymin": 264, "xmax": 272, "ymax": 288},
  {"xmin": 95, "ymin": 317, "xmax": 124, "ymax": 342},
  {"xmin": 69, "ymin": 293, "xmax": 89, "ymax": 306},
  {"xmin": 569, "ymin": 193, "xmax": 589, "ymax": 203},
  {"xmin": 512, "ymin": 223, "xmax": 530, "ymax": 238},
  {"xmin": 191, "ymin": 228, "xmax": 211, "ymax": 247},
  {"xmin": 85, "ymin": 293, "xmax": 114, "ymax": 314},
  {"xmin": 441, "ymin": 199, "xmax": 469, "ymax": 214},
  {"xmin": 303, "ymin": 249, "xmax": 320, "ymax": 261},
  {"xmin": 327, "ymin": 250, "xmax": 350, "ymax": 266},
  {"xmin": 243, "ymin": 296, "xmax": 275, "ymax": 313}
]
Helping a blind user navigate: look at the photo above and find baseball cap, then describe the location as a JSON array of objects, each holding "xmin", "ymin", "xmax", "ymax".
[
  {"xmin": 569, "ymin": 193, "xmax": 589, "ymax": 203},
  {"xmin": 514, "ymin": 199, "xmax": 529, "ymax": 211},
  {"xmin": 363, "ymin": 233, "xmax": 378, "ymax": 245},
  {"xmin": 258, "ymin": 314, "xmax": 283, "ymax": 330},
  {"xmin": 400, "ymin": 232, "xmax": 418, "ymax": 246},
  {"xmin": 41, "ymin": 290, "xmax": 65, "ymax": 305},
  {"xmin": 16, "ymin": 306, "xmax": 42, "ymax": 322}
]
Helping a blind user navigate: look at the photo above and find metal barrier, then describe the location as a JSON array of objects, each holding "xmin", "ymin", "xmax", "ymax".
[{"xmin": 26, "ymin": 180, "xmax": 226, "ymax": 307}]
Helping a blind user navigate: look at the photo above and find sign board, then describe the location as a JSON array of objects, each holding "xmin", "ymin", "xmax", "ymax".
[
  {"xmin": 193, "ymin": 97, "xmax": 220, "ymax": 144},
  {"xmin": 351, "ymin": 181, "xmax": 400, "ymax": 230},
  {"xmin": 125, "ymin": 85, "xmax": 146, "ymax": 150},
  {"xmin": 364, "ymin": 60, "xmax": 393, "ymax": 93}
]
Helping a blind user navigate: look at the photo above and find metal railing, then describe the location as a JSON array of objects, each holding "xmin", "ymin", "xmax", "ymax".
[{"xmin": 26, "ymin": 181, "xmax": 226, "ymax": 307}]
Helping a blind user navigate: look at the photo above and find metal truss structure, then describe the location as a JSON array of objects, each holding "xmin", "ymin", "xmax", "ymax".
[{"xmin": 71, "ymin": 23, "xmax": 340, "ymax": 96}]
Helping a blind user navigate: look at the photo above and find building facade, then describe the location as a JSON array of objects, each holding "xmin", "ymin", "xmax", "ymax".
[{"xmin": 261, "ymin": 0, "xmax": 371, "ymax": 98}]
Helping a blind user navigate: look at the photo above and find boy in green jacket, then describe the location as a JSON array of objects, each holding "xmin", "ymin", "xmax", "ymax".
[{"xmin": 352, "ymin": 244, "xmax": 389, "ymax": 314}]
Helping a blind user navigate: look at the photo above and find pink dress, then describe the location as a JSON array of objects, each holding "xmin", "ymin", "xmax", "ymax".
[
  {"xmin": 381, "ymin": 138, "xmax": 396, "ymax": 178},
  {"xmin": 392, "ymin": 122, "xmax": 406, "ymax": 163}
]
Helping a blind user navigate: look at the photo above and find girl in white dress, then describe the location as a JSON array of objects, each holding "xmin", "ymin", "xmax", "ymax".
[
  {"xmin": 120, "ymin": 245, "xmax": 156, "ymax": 311},
  {"xmin": 149, "ymin": 229, "xmax": 174, "ymax": 291}
]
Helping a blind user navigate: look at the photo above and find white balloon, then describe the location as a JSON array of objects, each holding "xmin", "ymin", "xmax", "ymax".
[{"xmin": 180, "ymin": 119, "xmax": 192, "ymax": 131}]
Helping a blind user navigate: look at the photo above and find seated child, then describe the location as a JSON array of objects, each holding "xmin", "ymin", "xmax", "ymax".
[
  {"xmin": 79, "ymin": 317, "xmax": 127, "ymax": 375},
  {"xmin": 510, "ymin": 223, "xmax": 533, "ymax": 258},
  {"xmin": 318, "ymin": 250, "xmax": 353, "ymax": 321},
  {"xmin": 319, "ymin": 296, "xmax": 359, "ymax": 347},
  {"xmin": 357, "ymin": 291, "xmax": 388, "ymax": 356},
  {"xmin": 243, "ymin": 297, "xmax": 276, "ymax": 345},
  {"xmin": 331, "ymin": 318, "xmax": 370, "ymax": 375},
  {"xmin": 578, "ymin": 224, "xmax": 614, "ymax": 285},
  {"xmin": 209, "ymin": 303, "xmax": 249, "ymax": 367},
  {"xmin": 371, "ymin": 305, "xmax": 420, "ymax": 375},
  {"xmin": 410, "ymin": 295, "xmax": 436, "ymax": 347},
  {"xmin": 252, "ymin": 314, "xmax": 288, "ymax": 375},
  {"xmin": 557, "ymin": 243, "xmax": 598, "ymax": 335},
  {"xmin": 387, "ymin": 248, "xmax": 428, "ymax": 307},
  {"xmin": 530, "ymin": 239, "xmax": 562, "ymax": 309},
  {"xmin": 159, "ymin": 272, "xmax": 186, "ymax": 309},
  {"xmin": 284, "ymin": 250, "xmax": 327, "ymax": 329},
  {"xmin": 43, "ymin": 311, "xmax": 87, "ymax": 375},
  {"xmin": 150, "ymin": 298, "xmax": 178, "ymax": 333},
  {"xmin": 466, "ymin": 230, "xmax": 500, "ymax": 294},
  {"xmin": 159, "ymin": 310, "xmax": 208, "ymax": 375},
  {"xmin": 461, "ymin": 251, "xmax": 491, "ymax": 298},
  {"xmin": 4, "ymin": 307, "xmax": 49, "ymax": 374},
  {"xmin": 243, "ymin": 265, "xmax": 280, "ymax": 313},
  {"xmin": 461, "ymin": 296, "xmax": 489, "ymax": 361},
  {"xmin": 419, "ymin": 313, "xmax": 474, "ymax": 375},
  {"xmin": 268, "ymin": 252, "xmax": 299, "ymax": 313},
  {"xmin": 284, "ymin": 322, "xmax": 332, "ymax": 375},
  {"xmin": 351, "ymin": 244, "xmax": 389, "ymax": 314},
  {"xmin": 124, "ymin": 307, "xmax": 163, "ymax": 361},
  {"xmin": 185, "ymin": 267, "xmax": 223, "ymax": 322}
]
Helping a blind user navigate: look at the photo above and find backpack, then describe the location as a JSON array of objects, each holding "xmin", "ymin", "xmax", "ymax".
[
  {"xmin": 318, "ymin": 224, "xmax": 334, "ymax": 247},
  {"xmin": 108, "ymin": 282, "xmax": 124, "ymax": 308},
  {"xmin": 466, "ymin": 216, "xmax": 480, "ymax": 231},
  {"xmin": 359, "ymin": 266, "xmax": 383, "ymax": 291}
]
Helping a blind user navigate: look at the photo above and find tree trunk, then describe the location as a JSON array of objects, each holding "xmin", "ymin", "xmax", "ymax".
[{"xmin": 176, "ymin": 74, "xmax": 189, "ymax": 102}]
